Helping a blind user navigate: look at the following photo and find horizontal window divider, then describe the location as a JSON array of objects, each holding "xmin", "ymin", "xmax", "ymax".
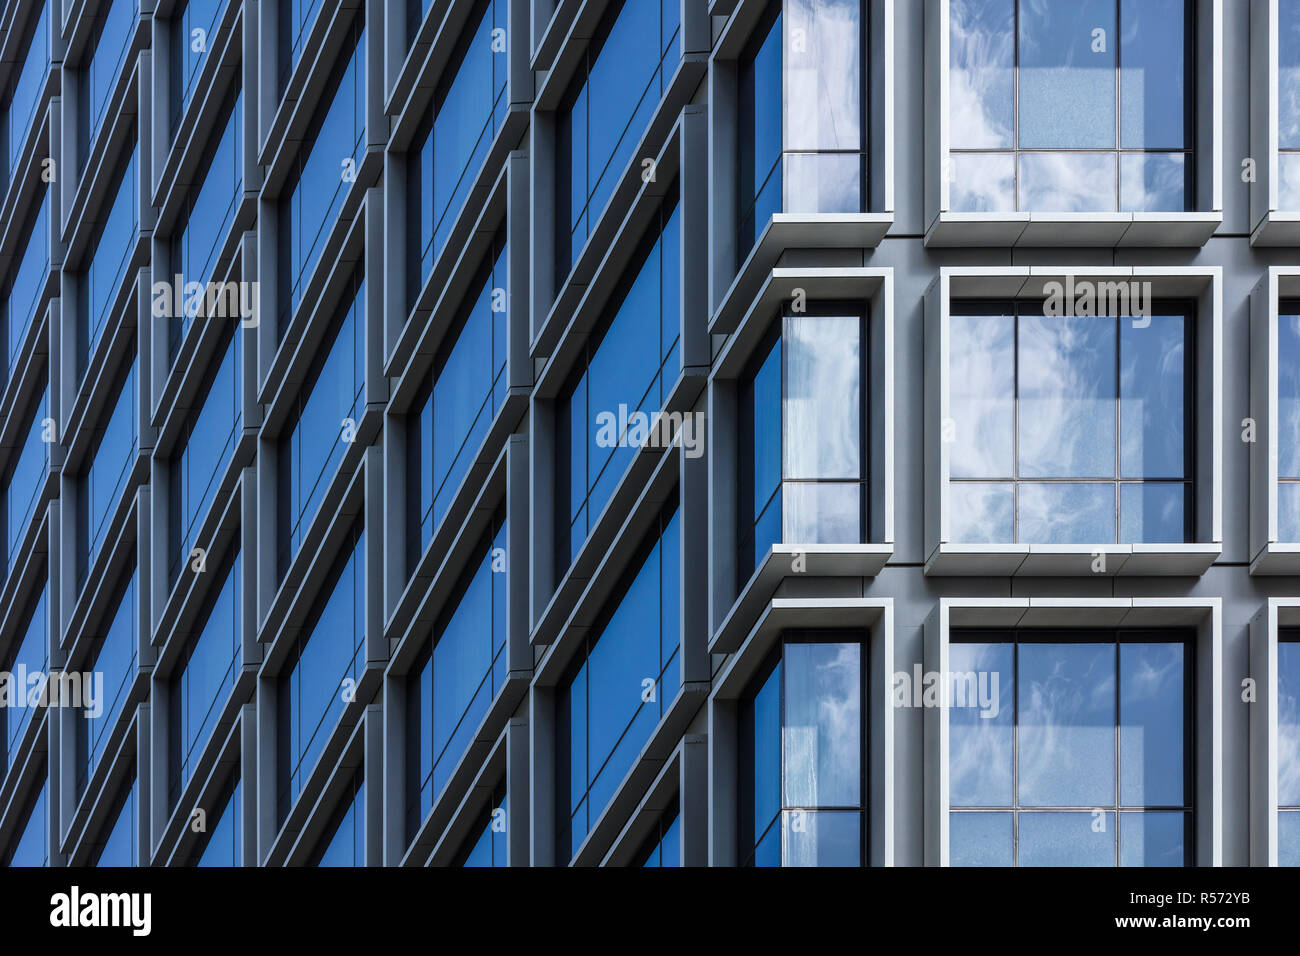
[
  {"xmin": 531, "ymin": 59, "xmax": 705, "ymax": 360},
  {"xmin": 266, "ymin": 704, "xmax": 368, "ymax": 867},
  {"xmin": 386, "ymin": 144, "xmax": 518, "ymax": 388},
  {"xmin": 255, "ymin": 424, "xmax": 375, "ymax": 652},
  {"xmin": 60, "ymin": 59, "xmax": 147, "ymax": 253},
  {"xmin": 401, "ymin": 672, "xmax": 528, "ymax": 865},
  {"xmin": 383, "ymin": 427, "xmax": 513, "ymax": 655},
  {"xmin": 150, "ymin": 707, "xmax": 245, "ymax": 866},
  {"xmin": 149, "ymin": 465, "xmax": 248, "ymax": 652},
  {"xmin": 0, "ymin": 707, "xmax": 49, "ymax": 831},
  {"xmin": 0, "ymin": 95, "xmax": 56, "ymax": 242},
  {"xmin": 0, "ymin": 511, "xmax": 52, "ymax": 643},
  {"xmin": 61, "ymin": 274, "xmax": 148, "ymax": 467},
  {"xmin": 710, "ymin": 545, "xmax": 894, "ymax": 657},
  {"xmin": 0, "ymin": 705, "xmax": 49, "ymax": 815},
  {"xmin": 257, "ymin": 196, "xmax": 369, "ymax": 413},
  {"xmin": 149, "ymin": 254, "xmax": 251, "ymax": 442},
  {"xmin": 424, "ymin": 726, "xmax": 511, "ymax": 867},
  {"xmin": 530, "ymin": 371, "xmax": 702, "ymax": 654},
  {"xmin": 149, "ymin": 1, "xmax": 244, "ymax": 208},
  {"xmin": 255, "ymin": 1, "xmax": 362, "ymax": 171},
  {"xmin": 530, "ymin": 0, "xmax": 584, "ymax": 76},
  {"xmin": 61, "ymin": 707, "xmax": 144, "ymax": 863},
  {"xmin": 598, "ymin": 739, "xmax": 689, "ymax": 867},
  {"xmin": 0, "ymin": 314, "xmax": 53, "ymax": 448},
  {"xmin": 60, "ymin": 476, "xmax": 147, "ymax": 657},
  {"xmin": 569, "ymin": 680, "xmax": 707, "ymax": 867}
]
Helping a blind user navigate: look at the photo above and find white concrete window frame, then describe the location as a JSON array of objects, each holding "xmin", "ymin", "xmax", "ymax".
[
  {"xmin": 924, "ymin": 596, "xmax": 1223, "ymax": 867},
  {"xmin": 1250, "ymin": 267, "xmax": 1300, "ymax": 573},
  {"xmin": 1249, "ymin": 597, "xmax": 1300, "ymax": 864},
  {"xmin": 1249, "ymin": 0, "xmax": 1300, "ymax": 245},
  {"xmin": 924, "ymin": 266, "xmax": 1224, "ymax": 577},
  {"xmin": 707, "ymin": 0, "xmax": 895, "ymax": 318},
  {"xmin": 708, "ymin": 596, "xmax": 894, "ymax": 867},
  {"xmin": 923, "ymin": 0, "xmax": 1224, "ymax": 248},
  {"xmin": 709, "ymin": 266, "xmax": 894, "ymax": 650}
]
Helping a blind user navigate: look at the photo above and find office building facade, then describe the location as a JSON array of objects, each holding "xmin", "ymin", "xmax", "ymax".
[{"xmin": 0, "ymin": 0, "xmax": 1299, "ymax": 867}]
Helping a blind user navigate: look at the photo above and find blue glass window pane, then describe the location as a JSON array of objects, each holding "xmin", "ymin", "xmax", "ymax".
[
  {"xmin": 1019, "ymin": 811, "xmax": 1115, "ymax": 866},
  {"xmin": 173, "ymin": 332, "xmax": 241, "ymax": 580},
  {"xmin": 1017, "ymin": 643, "xmax": 1115, "ymax": 807},
  {"xmin": 1120, "ymin": 0, "xmax": 1187, "ymax": 149},
  {"xmin": 170, "ymin": 93, "xmax": 243, "ymax": 352},
  {"xmin": 950, "ymin": 811, "xmax": 1014, "ymax": 866},
  {"xmin": 560, "ymin": 0, "xmax": 679, "ymax": 273},
  {"xmin": 781, "ymin": 809, "xmax": 859, "ymax": 867},
  {"xmin": 1283, "ymin": 0, "xmax": 1300, "ymax": 150},
  {"xmin": 752, "ymin": 818, "xmax": 781, "ymax": 867},
  {"xmin": 196, "ymin": 779, "xmax": 242, "ymax": 866},
  {"xmin": 750, "ymin": 339, "xmax": 782, "ymax": 521},
  {"xmin": 174, "ymin": 0, "xmax": 226, "ymax": 127},
  {"xmin": 750, "ymin": 661, "xmax": 782, "ymax": 847},
  {"xmin": 7, "ymin": 190, "xmax": 50, "ymax": 374},
  {"xmin": 782, "ymin": 643, "xmax": 860, "ymax": 807},
  {"xmin": 82, "ymin": 151, "xmax": 139, "ymax": 373},
  {"xmin": 1120, "ymin": 152, "xmax": 1187, "ymax": 212},
  {"xmin": 281, "ymin": 30, "xmax": 365, "ymax": 327},
  {"xmin": 1282, "ymin": 483, "xmax": 1300, "ymax": 544},
  {"xmin": 1279, "ymin": 313, "xmax": 1300, "ymax": 480},
  {"xmin": 1119, "ymin": 642, "xmax": 1185, "ymax": 806},
  {"xmin": 559, "ymin": 201, "xmax": 678, "ymax": 562},
  {"xmin": 8, "ymin": 779, "xmax": 48, "ymax": 866},
  {"xmin": 423, "ymin": 243, "xmax": 509, "ymax": 538},
  {"xmin": 430, "ymin": 0, "xmax": 509, "ymax": 260},
  {"xmin": 1017, "ymin": 314, "xmax": 1116, "ymax": 478},
  {"xmin": 279, "ymin": 532, "xmax": 365, "ymax": 817},
  {"xmin": 783, "ymin": 314, "xmax": 859, "ymax": 480},
  {"xmin": 948, "ymin": 642, "xmax": 1014, "ymax": 807},
  {"xmin": 1017, "ymin": 482, "xmax": 1115, "ymax": 545},
  {"xmin": 284, "ymin": 0, "xmax": 325, "ymax": 81},
  {"xmin": 281, "ymin": 279, "xmax": 365, "ymax": 569},
  {"xmin": 949, "ymin": 152, "xmax": 1016, "ymax": 212},
  {"xmin": 1281, "ymin": 154, "xmax": 1300, "ymax": 211},
  {"xmin": 1018, "ymin": 151, "xmax": 1117, "ymax": 213},
  {"xmin": 85, "ymin": 363, "xmax": 138, "ymax": 573},
  {"xmin": 1280, "ymin": 810, "xmax": 1300, "ymax": 866},
  {"xmin": 1119, "ymin": 482, "xmax": 1184, "ymax": 544},
  {"xmin": 5, "ymin": 5, "xmax": 50, "ymax": 182},
  {"xmin": 1018, "ymin": 0, "xmax": 1116, "ymax": 149},
  {"xmin": 3, "ymin": 585, "xmax": 49, "ymax": 772},
  {"xmin": 171, "ymin": 556, "xmax": 241, "ymax": 803},
  {"xmin": 949, "ymin": 0, "xmax": 1014, "ymax": 149},
  {"xmin": 947, "ymin": 482, "xmax": 1014, "ymax": 544},
  {"xmin": 84, "ymin": 0, "xmax": 137, "ymax": 158},
  {"xmin": 6, "ymin": 390, "xmax": 49, "ymax": 565},
  {"xmin": 82, "ymin": 573, "xmax": 139, "ymax": 792},
  {"xmin": 1277, "ymin": 641, "xmax": 1300, "ymax": 807},
  {"xmin": 315, "ymin": 777, "xmax": 364, "ymax": 866},
  {"xmin": 1120, "ymin": 314, "xmax": 1186, "ymax": 479},
  {"xmin": 785, "ymin": 0, "xmax": 861, "ymax": 152},
  {"xmin": 657, "ymin": 813, "xmax": 682, "ymax": 867},
  {"xmin": 1119, "ymin": 810, "xmax": 1185, "ymax": 866},
  {"xmin": 94, "ymin": 778, "xmax": 139, "ymax": 866},
  {"xmin": 949, "ymin": 312, "xmax": 1015, "ymax": 478}
]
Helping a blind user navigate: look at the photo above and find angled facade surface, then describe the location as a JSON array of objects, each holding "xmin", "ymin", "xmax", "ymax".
[{"xmin": 0, "ymin": 0, "xmax": 1297, "ymax": 867}]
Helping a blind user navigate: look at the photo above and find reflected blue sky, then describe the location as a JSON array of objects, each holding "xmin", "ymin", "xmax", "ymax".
[
  {"xmin": 948, "ymin": 0, "xmax": 1190, "ymax": 212},
  {"xmin": 948, "ymin": 307, "xmax": 1190, "ymax": 546},
  {"xmin": 951, "ymin": 636, "xmax": 1188, "ymax": 866}
]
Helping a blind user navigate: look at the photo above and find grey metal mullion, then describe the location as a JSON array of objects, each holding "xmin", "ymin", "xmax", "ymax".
[
  {"xmin": 1012, "ymin": 0, "xmax": 1020, "ymax": 209},
  {"xmin": 1012, "ymin": 306, "xmax": 1020, "ymax": 543}
]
